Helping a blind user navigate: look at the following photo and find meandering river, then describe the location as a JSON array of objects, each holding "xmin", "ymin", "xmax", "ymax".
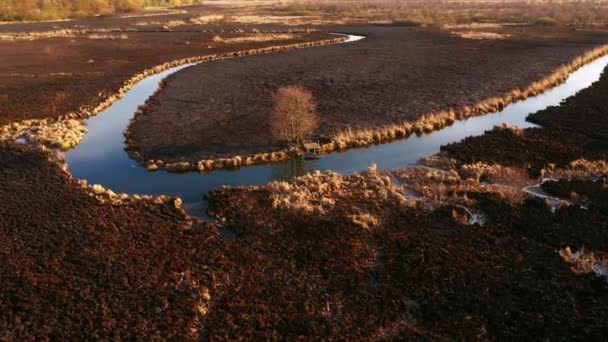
[{"xmin": 63, "ymin": 34, "xmax": 608, "ymax": 216}]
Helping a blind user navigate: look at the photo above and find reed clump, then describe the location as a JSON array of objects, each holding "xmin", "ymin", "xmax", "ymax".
[
  {"xmin": 266, "ymin": 168, "xmax": 410, "ymax": 215},
  {"xmin": 393, "ymin": 162, "xmax": 530, "ymax": 207},
  {"xmin": 542, "ymin": 158, "xmax": 608, "ymax": 180},
  {"xmin": 560, "ymin": 246, "xmax": 608, "ymax": 281},
  {"xmin": 27, "ymin": 119, "xmax": 87, "ymax": 150}
]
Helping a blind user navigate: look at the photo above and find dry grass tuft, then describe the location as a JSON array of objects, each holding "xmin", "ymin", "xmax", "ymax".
[
  {"xmin": 350, "ymin": 213, "xmax": 380, "ymax": 230},
  {"xmin": 452, "ymin": 31, "xmax": 511, "ymax": 40},
  {"xmin": 27, "ymin": 119, "xmax": 87, "ymax": 150},
  {"xmin": 87, "ymin": 33, "xmax": 129, "ymax": 40},
  {"xmin": 268, "ymin": 169, "xmax": 410, "ymax": 215},
  {"xmin": 560, "ymin": 246, "xmax": 608, "ymax": 280},
  {"xmin": 542, "ymin": 159, "xmax": 608, "ymax": 180},
  {"xmin": 212, "ymin": 33, "xmax": 296, "ymax": 44},
  {"xmin": 393, "ymin": 162, "xmax": 530, "ymax": 208}
]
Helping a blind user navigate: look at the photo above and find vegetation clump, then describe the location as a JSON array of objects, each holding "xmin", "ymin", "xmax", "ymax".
[{"xmin": 270, "ymin": 85, "xmax": 319, "ymax": 146}]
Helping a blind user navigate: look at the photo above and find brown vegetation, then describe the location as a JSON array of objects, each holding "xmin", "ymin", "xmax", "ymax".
[
  {"xmin": 0, "ymin": 142, "xmax": 217, "ymax": 339},
  {"xmin": 270, "ymin": 85, "xmax": 319, "ymax": 145},
  {"xmin": 528, "ymin": 57, "xmax": 608, "ymax": 140},
  {"xmin": 278, "ymin": 0, "xmax": 608, "ymax": 27},
  {"xmin": 206, "ymin": 165, "xmax": 608, "ymax": 339},
  {"xmin": 443, "ymin": 64, "xmax": 608, "ymax": 178},
  {"xmin": 393, "ymin": 162, "xmax": 529, "ymax": 208}
]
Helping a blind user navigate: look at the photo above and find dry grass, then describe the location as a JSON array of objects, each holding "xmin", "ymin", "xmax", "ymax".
[
  {"xmin": 267, "ymin": 168, "xmax": 410, "ymax": 215},
  {"xmin": 276, "ymin": 0, "xmax": 608, "ymax": 27},
  {"xmin": 212, "ymin": 33, "xmax": 296, "ymax": 44},
  {"xmin": 452, "ymin": 31, "xmax": 511, "ymax": 40},
  {"xmin": 0, "ymin": 29, "xmax": 80, "ymax": 41},
  {"xmin": 0, "ymin": 29, "xmax": 128, "ymax": 41},
  {"xmin": 86, "ymin": 33, "xmax": 129, "ymax": 40},
  {"xmin": 393, "ymin": 162, "xmax": 530, "ymax": 208},
  {"xmin": 560, "ymin": 246, "xmax": 608, "ymax": 281},
  {"xmin": 27, "ymin": 119, "xmax": 87, "ymax": 151},
  {"xmin": 542, "ymin": 159, "xmax": 608, "ymax": 180}
]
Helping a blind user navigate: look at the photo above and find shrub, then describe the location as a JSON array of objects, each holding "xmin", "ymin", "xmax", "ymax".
[{"xmin": 270, "ymin": 86, "xmax": 319, "ymax": 146}]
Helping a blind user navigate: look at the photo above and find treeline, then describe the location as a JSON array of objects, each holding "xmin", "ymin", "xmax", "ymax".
[{"xmin": 0, "ymin": 0, "xmax": 203, "ymax": 21}]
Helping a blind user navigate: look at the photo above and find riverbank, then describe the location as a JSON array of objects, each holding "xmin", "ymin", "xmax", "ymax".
[
  {"xmin": 199, "ymin": 64, "xmax": 608, "ymax": 339},
  {"xmin": 128, "ymin": 25, "xmax": 608, "ymax": 172}
]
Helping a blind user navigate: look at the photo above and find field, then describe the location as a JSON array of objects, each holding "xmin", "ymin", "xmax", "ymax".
[
  {"xmin": 1, "ymin": 0, "xmax": 608, "ymax": 339},
  {"xmin": 129, "ymin": 25, "xmax": 608, "ymax": 163},
  {"xmin": 0, "ymin": 9, "xmax": 332, "ymax": 126}
]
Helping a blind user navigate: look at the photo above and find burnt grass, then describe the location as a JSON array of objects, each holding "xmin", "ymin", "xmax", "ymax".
[{"xmin": 131, "ymin": 25, "xmax": 608, "ymax": 161}]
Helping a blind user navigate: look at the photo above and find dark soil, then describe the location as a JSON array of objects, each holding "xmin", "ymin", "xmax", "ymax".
[
  {"xmin": 130, "ymin": 25, "xmax": 608, "ymax": 161},
  {"xmin": 0, "ymin": 143, "xmax": 219, "ymax": 339},
  {"xmin": 542, "ymin": 178, "xmax": 608, "ymax": 213}
]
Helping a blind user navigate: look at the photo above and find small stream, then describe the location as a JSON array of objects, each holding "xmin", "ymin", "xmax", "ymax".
[{"xmin": 64, "ymin": 34, "xmax": 608, "ymax": 215}]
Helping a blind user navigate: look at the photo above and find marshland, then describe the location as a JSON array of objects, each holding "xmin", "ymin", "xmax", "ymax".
[{"xmin": 1, "ymin": 0, "xmax": 608, "ymax": 339}]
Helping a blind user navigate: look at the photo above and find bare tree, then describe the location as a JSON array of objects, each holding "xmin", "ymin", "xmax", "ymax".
[{"xmin": 270, "ymin": 86, "xmax": 319, "ymax": 146}]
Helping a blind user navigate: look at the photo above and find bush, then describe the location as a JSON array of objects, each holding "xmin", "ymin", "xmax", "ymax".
[{"xmin": 270, "ymin": 86, "xmax": 319, "ymax": 146}]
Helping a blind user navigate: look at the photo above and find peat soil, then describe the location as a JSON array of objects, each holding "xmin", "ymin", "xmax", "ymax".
[
  {"xmin": 130, "ymin": 25, "xmax": 608, "ymax": 161},
  {"xmin": 0, "ymin": 142, "xmax": 221, "ymax": 339},
  {"xmin": 528, "ymin": 50, "xmax": 608, "ymax": 140},
  {"xmin": 0, "ymin": 29, "xmax": 331, "ymax": 126}
]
